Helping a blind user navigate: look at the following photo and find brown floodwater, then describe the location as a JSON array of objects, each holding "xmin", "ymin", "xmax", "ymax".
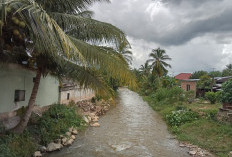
[{"xmin": 46, "ymin": 88, "xmax": 189, "ymax": 157}]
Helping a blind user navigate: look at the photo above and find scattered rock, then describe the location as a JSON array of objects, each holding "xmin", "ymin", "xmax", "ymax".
[
  {"xmin": 229, "ymin": 151, "xmax": 232, "ymax": 157},
  {"xmin": 60, "ymin": 135, "xmax": 64, "ymax": 138},
  {"xmin": 83, "ymin": 116, "xmax": 89, "ymax": 124},
  {"xmin": 38, "ymin": 146, "xmax": 46, "ymax": 153},
  {"xmin": 66, "ymin": 139, "xmax": 74, "ymax": 145},
  {"xmin": 68, "ymin": 127, "xmax": 73, "ymax": 132},
  {"xmin": 180, "ymin": 142, "xmax": 213, "ymax": 156},
  {"xmin": 54, "ymin": 139, "xmax": 61, "ymax": 144},
  {"xmin": 90, "ymin": 122, "xmax": 100, "ymax": 127},
  {"xmin": 47, "ymin": 142, "xmax": 63, "ymax": 152},
  {"xmin": 61, "ymin": 137, "xmax": 68, "ymax": 144},
  {"xmin": 92, "ymin": 116, "xmax": 99, "ymax": 122},
  {"xmin": 34, "ymin": 151, "xmax": 42, "ymax": 157},
  {"xmin": 71, "ymin": 135, "xmax": 76, "ymax": 140},
  {"xmin": 65, "ymin": 132, "xmax": 71, "ymax": 136},
  {"xmin": 72, "ymin": 129, "xmax": 78, "ymax": 135},
  {"xmin": 189, "ymin": 150, "xmax": 197, "ymax": 155},
  {"xmin": 87, "ymin": 116, "xmax": 92, "ymax": 121}
]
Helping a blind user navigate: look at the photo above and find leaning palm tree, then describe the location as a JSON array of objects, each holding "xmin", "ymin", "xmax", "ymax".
[
  {"xmin": 147, "ymin": 48, "xmax": 172, "ymax": 78},
  {"xmin": 0, "ymin": 0, "xmax": 136, "ymax": 133}
]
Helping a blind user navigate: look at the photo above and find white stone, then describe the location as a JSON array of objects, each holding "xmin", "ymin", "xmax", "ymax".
[
  {"xmin": 47, "ymin": 142, "xmax": 63, "ymax": 152},
  {"xmin": 83, "ymin": 116, "xmax": 89, "ymax": 123},
  {"xmin": 89, "ymin": 113, "xmax": 96, "ymax": 118},
  {"xmin": 62, "ymin": 137, "xmax": 68, "ymax": 144},
  {"xmin": 72, "ymin": 129, "xmax": 78, "ymax": 135},
  {"xmin": 229, "ymin": 151, "xmax": 232, "ymax": 157},
  {"xmin": 179, "ymin": 143, "xmax": 185, "ymax": 147},
  {"xmin": 65, "ymin": 132, "xmax": 71, "ymax": 136},
  {"xmin": 66, "ymin": 139, "xmax": 74, "ymax": 145},
  {"xmin": 87, "ymin": 116, "xmax": 92, "ymax": 121},
  {"xmin": 54, "ymin": 139, "xmax": 61, "ymax": 144},
  {"xmin": 92, "ymin": 116, "xmax": 99, "ymax": 122},
  {"xmin": 68, "ymin": 127, "xmax": 73, "ymax": 132},
  {"xmin": 34, "ymin": 151, "xmax": 42, "ymax": 157},
  {"xmin": 39, "ymin": 146, "xmax": 46, "ymax": 152},
  {"xmin": 71, "ymin": 135, "xmax": 76, "ymax": 140},
  {"xmin": 189, "ymin": 150, "xmax": 197, "ymax": 155},
  {"xmin": 90, "ymin": 122, "xmax": 100, "ymax": 127}
]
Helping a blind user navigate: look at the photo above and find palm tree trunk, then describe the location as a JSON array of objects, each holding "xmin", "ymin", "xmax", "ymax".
[{"xmin": 12, "ymin": 70, "xmax": 42, "ymax": 134}]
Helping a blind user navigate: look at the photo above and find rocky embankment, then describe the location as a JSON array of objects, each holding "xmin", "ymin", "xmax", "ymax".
[
  {"xmin": 179, "ymin": 142, "xmax": 215, "ymax": 157},
  {"xmin": 33, "ymin": 99, "xmax": 112, "ymax": 157}
]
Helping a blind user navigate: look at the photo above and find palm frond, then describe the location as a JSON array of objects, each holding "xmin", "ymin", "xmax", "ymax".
[
  {"xmin": 5, "ymin": 0, "xmax": 86, "ymax": 64},
  {"xmin": 70, "ymin": 36, "xmax": 137, "ymax": 89},
  {"xmin": 49, "ymin": 12, "xmax": 128, "ymax": 48},
  {"xmin": 56, "ymin": 62, "xmax": 114, "ymax": 97},
  {"xmin": 36, "ymin": 0, "xmax": 110, "ymax": 13}
]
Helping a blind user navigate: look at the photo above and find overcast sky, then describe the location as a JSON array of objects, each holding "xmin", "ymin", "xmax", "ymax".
[{"xmin": 90, "ymin": 0, "xmax": 232, "ymax": 75}]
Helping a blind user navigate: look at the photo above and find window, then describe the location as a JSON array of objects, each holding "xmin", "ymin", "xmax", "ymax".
[
  {"xmin": 67, "ymin": 93, "xmax": 70, "ymax": 100},
  {"xmin": 33, "ymin": 77, "xmax": 36, "ymax": 83},
  {"xmin": 14, "ymin": 90, "xmax": 25, "ymax": 102},
  {"xmin": 186, "ymin": 84, "xmax": 190, "ymax": 91}
]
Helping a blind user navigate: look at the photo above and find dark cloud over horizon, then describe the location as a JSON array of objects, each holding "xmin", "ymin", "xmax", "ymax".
[{"xmin": 91, "ymin": 0, "xmax": 232, "ymax": 74}]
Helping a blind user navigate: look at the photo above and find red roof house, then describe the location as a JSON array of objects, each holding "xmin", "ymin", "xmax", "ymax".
[{"xmin": 175, "ymin": 73, "xmax": 192, "ymax": 80}]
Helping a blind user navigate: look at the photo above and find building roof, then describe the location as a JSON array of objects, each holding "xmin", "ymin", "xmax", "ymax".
[
  {"xmin": 181, "ymin": 79, "xmax": 199, "ymax": 82},
  {"xmin": 175, "ymin": 73, "xmax": 192, "ymax": 80}
]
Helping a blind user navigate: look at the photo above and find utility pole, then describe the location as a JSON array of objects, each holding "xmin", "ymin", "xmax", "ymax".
[{"xmin": 211, "ymin": 68, "xmax": 215, "ymax": 92}]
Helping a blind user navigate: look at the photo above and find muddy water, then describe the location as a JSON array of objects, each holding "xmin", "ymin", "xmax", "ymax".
[{"xmin": 46, "ymin": 88, "xmax": 189, "ymax": 157}]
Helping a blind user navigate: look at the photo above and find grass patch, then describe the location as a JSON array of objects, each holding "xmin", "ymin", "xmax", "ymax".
[{"xmin": 143, "ymin": 95, "xmax": 232, "ymax": 157}]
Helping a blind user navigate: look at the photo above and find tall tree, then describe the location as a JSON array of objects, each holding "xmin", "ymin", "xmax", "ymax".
[
  {"xmin": 118, "ymin": 41, "xmax": 133, "ymax": 65},
  {"xmin": 190, "ymin": 71, "xmax": 208, "ymax": 79},
  {"xmin": 147, "ymin": 48, "xmax": 171, "ymax": 78},
  {"xmin": 0, "ymin": 0, "xmax": 136, "ymax": 133},
  {"xmin": 222, "ymin": 64, "xmax": 232, "ymax": 76},
  {"xmin": 139, "ymin": 62, "xmax": 151, "ymax": 77}
]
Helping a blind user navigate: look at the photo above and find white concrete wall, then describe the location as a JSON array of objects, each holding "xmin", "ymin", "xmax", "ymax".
[
  {"xmin": 60, "ymin": 88, "xmax": 95, "ymax": 104},
  {"xmin": 0, "ymin": 64, "xmax": 59, "ymax": 113}
]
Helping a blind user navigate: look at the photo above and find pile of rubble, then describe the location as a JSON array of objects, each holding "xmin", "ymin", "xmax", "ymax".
[
  {"xmin": 179, "ymin": 142, "xmax": 214, "ymax": 157},
  {"xmin": 77, "ymin": 100, "xmax": 111, "ymax": 127}
]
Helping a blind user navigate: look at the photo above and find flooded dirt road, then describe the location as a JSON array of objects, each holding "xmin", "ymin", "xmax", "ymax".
[{"xmin": 46, "ymin": 88, "xmax": 189, "ymax": 157}]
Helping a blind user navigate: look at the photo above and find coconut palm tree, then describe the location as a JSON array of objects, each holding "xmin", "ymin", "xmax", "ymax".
[
  {"xmin": 226, "ymin": 64, "xmax": 232, "ymax": 71},
  {"xmin": 147, "ymin": 48, "xmax": 172, "ymax": 78},
  {"xmin": 0, "ymin": 0, "xmax": 136, "ymax": 133},
  {"xmin": 139, "ymin": 62, "xmax": 151, "ymax": 77},
  {"xmin": 118, "ymin": 41, "xmax": 133, "ymax": 65}
]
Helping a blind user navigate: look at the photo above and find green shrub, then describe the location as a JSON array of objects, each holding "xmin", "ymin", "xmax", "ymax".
[
  {"xmin": 37, "ymin": 104, "xmax": 82, "ymax": 145},
  {"xmin": 168, "ymin": 87, "xmax": 184, "ymax": 103},
  {"xmin": 151, "ymin": 87, "xmax": 184, "ymax": 103},
  {"xmin": 185, "ymin": 90, "xmax": 195, "ymax": 103},
  {"xmin": 166, "ymin": 110, "xmax": 198, "ymax": 127},
  {"xmin": 205, "ymin": 92, "xmax": 218, "ymax": 104},
  {"xmin": 152, "ymin": 88, "xmax": 168, "ymax": 102},
  {"xmin": 221, "ymin": 79, "xmax": 232, "ymax": 103}
]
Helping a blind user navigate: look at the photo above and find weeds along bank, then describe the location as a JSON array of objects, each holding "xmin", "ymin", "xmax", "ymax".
[
  {"xmin": 140, "ymin": 87, "xmax": 232, "ymax": 157},
  {"xmin": 0, "ymin": 99, "xmax": 112, "ymax": 157}
]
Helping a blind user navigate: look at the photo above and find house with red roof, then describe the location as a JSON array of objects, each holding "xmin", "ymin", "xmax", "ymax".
[
  {"xmin": 175, "ymin": 73, "xmax": 192, "ymax": 80},
  {"xmin": 175, "ymin": 73, "xmax": 197, "ymax": 96}
]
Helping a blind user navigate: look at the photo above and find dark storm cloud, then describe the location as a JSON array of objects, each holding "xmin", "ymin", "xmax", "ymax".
[
  {"xmin": 91, "ymin": 0, "xmax": 232, "ymax": 46},
  {"xmin": 91, "ymin": 0, "xmax": 232, "ymax": 72},
  {"xmin": 157, "ymin": 8, "xmax": 232, "ymax": 45}
]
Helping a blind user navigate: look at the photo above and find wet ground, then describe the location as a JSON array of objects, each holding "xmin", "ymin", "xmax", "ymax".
[{"xmin": 46, "ymin": 88, "xmax": 189, "ymax": 157}]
